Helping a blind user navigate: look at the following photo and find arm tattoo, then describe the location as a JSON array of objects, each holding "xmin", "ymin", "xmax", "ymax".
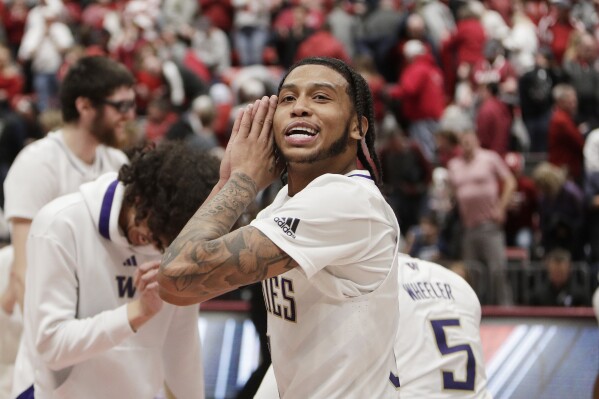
[{"xmin": 161, "ymin": 173, "xmax": 296, "ymax": 297}]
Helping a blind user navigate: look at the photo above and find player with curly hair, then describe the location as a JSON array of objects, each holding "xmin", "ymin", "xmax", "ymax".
[{"xmin": 12, "ymin": 141, "xmax": 218, "ymax": 399}]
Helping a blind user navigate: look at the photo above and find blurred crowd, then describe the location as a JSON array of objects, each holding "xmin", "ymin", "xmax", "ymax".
[{"xmin": 0, "ymin": 0, "xmax": 598, "ymax": 306}]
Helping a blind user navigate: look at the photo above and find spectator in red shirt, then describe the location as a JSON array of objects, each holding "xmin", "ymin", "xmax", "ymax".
[
  {"xmin": 294, "ymin": 23, "xmax": 351, "ymax": 64},
  {"xmin": 441, "ymin": 1, "xmax": 486, "ymax": 97},
  {"xmin": 538, "ymin": 0, "xmax": 578, "ymax": 66},
  {"xmin": 548, "ymin": 83, "xmax": 585, "ymax": 185},
  {"xmin": 199, "ymin": 0, "xmax": 233, "ymax": 32},
  {"xmin": 354, "ymin": 54, "xmax": 387, "ymax": 130},
  {"xmin": 143, "ymin": 98, "xmax": 178, "ymax": 144},
  {"xmin": 388, "ymin": 39, "xmax": 446, "ymax": 163},
  {"xmin": 2, "ymin": 0, "xmax": 28, "ymax": 58},
  {"xmin": 270, "ymin": 4, "xmax": 314, "ymax": 69},
  {"xmin": 0, "ymin": 44, "xmax": 24, "ymax": 114},
  {"xmin": 475, "ymin": 82, "xmax": 512, "ymax": 156},
  {"xmin": 504, "ymin": 152, "xmax": 539, "ymax": 253},
  {"xmin": 471, "ymin": 38, "xmax": 518, "ymax": 101}
]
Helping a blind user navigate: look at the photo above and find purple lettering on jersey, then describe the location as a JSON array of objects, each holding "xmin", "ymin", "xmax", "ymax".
[
  {"xmin": 417, "ymin": 282, "xmax": 429, "ymax": 299},
  {"xmin": 406, "ymin": 261, "xmax": 419, "ymax": 270},
  {"xmin": 403, "ymin": 283, "xmax": 422, "ymax": 300},
  {"xmin": 269, "ymin": 278, "xmax": 282, "ymax": 317},
  {"xmin": 435, "ymin": 282, "xmax": 447, "ymax": 299},
  {"xmin": 99, "ymin": 180, "xmax": 119, "ymax": 239},
  {"xmin": 261, "ymin": 280, "xmax": 272, "ymax": 313},
  {"xmin": 404, "ymin": 282, "xmax": 456, "ymax": 301},
  {"xmin": 424, "ymin": 282, "xmax": 435, "ymax": 298},
  {"xmin": 431, "ymin": 282, "xmax": 445, "ymax": 298},
  {"xmin": 444, "ymin": 283, "xmax": 454, "ymax": 300}
]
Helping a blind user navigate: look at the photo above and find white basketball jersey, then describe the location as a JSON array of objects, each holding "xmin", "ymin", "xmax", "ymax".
[
  {"xmin": 251, "ymin": 171, "xmax": 401, "ymax": 398},
  {"xmin": 395, "ymin": 256, "xmax": 492, "ymax": 398},
  {"xmin": 3, "ymin": 130, "xmax": 128, "ymax": 222}
]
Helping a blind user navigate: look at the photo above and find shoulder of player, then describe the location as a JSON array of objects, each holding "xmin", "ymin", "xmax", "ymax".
[
  {"xmin": 98, "ymin": 145, "xmax": 129, "ymax": 167},
  {"xmin": 10, "ymin": 135, "xmax": 62, "ymax": 168},
  {"xmin": 401, "ymin": 258, "xmax": 479, "ymax": 301},
  {"xmin": 427, "ymin": 261, "xmax": 477, "ymax": 294},
  {"xmin": 30, "ymin": 192, "xmax": 86, "ymax": 238},
  {"xmin": 298, "ymin": 172, "xmax": 384, "ymax": 205}
]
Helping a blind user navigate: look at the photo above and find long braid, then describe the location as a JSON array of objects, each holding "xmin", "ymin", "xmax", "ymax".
[
  {"xmin": 348, "ymin": 68, "xmax": 383, "ymax": 187},
  {"xmin": 279, "ymin": 57, "xmax": 384, "ymax": 186}
]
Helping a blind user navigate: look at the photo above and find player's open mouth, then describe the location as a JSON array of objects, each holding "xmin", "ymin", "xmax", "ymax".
[
  {"xmin": 286, "ymin": 126, "xmax": 318, "ymax": 138},
  {"xmin": 284, "ymin": 121, "xmax": 320, "ymax": 138}
]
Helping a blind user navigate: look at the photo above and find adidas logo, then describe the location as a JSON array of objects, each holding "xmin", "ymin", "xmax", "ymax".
[
  {"xmin": 123, "ymin": 255, "xmax": 137, "ymax": 267},
  {"xmin": 274, "ymin": 217, "xmax": 300, "ymax": 238}
]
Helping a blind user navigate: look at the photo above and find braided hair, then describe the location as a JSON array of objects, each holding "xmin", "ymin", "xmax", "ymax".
[{"xmin": 277, "ymin": 57, "xmax": 383, "ymax": 187}]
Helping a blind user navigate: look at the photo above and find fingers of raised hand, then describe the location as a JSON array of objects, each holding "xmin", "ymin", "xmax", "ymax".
[
  {"xmin": 229, "ymin": 106, "xmax": 246, "ymax": 145},
  {"xmin": 238, "ymin": 103, "xmax": 254, "ymax": 137},
  {"xmin": 261, "ymin": 95, "xmax": 277, "ymax": 139},
  {"xmin": 249, "ymin": 96, "xmax": 277, "ymax": 140}
]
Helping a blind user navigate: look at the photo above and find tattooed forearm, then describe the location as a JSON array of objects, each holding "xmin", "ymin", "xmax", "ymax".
[
  {"xmin": 159, "ymin": 171, "xmax": 298, "ymax": 303},
  {"xmin": 163, "ymin": 172, "xmax": 258, "ymax": 264},
  {"xmin": 161, "ymin": 227, "xmax": 297, "ymax": 299}
]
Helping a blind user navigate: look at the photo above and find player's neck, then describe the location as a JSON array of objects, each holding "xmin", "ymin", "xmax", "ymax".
[
  {"xmin": 61, "ymin": 124, "xmax": 100, "ymax": 165},
  {"xmin": 286, "ymin": 159, "xmax": 357, "ymax": 196}
]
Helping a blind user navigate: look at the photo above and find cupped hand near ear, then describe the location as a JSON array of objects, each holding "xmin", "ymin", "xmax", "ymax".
[{"xmin": 227, "ymin": 95, "xmax": 282, "ymax": 191}]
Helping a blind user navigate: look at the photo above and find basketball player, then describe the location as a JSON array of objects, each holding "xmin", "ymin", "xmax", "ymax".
[
  {"xmin": 12, "ymin": 142, "xmax": 218, "ymax": 398},
  {"xmin": 394, "ymin": 255, "xmax": 492, "ymax": 398},
  {"xmin": 0, "ymin": 55, "xmax": 135, "ymax": 395},
  {"xmin": 158, "ymin": 57, "xmax": 401, "ymax": 398},
  {"xmin": 253, "ymin": 255, "xmax": 492, "ymax": 399}
]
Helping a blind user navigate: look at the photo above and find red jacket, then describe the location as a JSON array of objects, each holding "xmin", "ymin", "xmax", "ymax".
[
  {"xmin": 443, "ymin": 18, "xmax": 486, "ymax": 66},
  {"xmin": 389, "ymin": 54, "xmax": 446, "ymax": 121},
  {"xmin": 548, "ymin": 108, "xmax": 584, "ymax": 181},
  {"xmin": 294, "ymin": 31, "xmax": 350, "ymax": 64},
  {"xmin": 476, "ymin": 96, "xmax": 512, "ymax": 156}
]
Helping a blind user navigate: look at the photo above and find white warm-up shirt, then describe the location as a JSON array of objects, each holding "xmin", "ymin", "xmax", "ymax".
[
  {"xmin": 395, "ymin": 256, "xmax": 492, "ymax": 398},
  {"xmin": 12, "ymin": 173, "xmax": 204, "ymax": 399},
  {"xmin": 3, "ymin": 130, "xmax": 128, "ymax": 223},
  {"xmin": 251, "ymin": 170, "xmax": 401, "ymax": 399}
]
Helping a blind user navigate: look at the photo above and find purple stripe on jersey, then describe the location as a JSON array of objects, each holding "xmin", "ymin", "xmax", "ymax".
[
  {"xmin": 389, "ymin": 372, "xmax": 400, "ymax": 388},
  {"xmin": 16, "ymin": 385, "xmax": 34, "ymax": 399},
  {"xmin": 348, "ymin": 173, "xmax": 372, "ymax": 180},
  {"xmin": 99, "ymin": 180, "xmax": 119, "ymax": 240}
]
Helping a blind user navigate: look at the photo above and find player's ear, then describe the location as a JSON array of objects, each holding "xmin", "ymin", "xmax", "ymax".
[
  {"xmin": 75, "ymin": 96, "xmax": 93, "ymax": 115},
  {"xmin": 349, "ymin": 115, "xmax": 368, "ymax": 141}
]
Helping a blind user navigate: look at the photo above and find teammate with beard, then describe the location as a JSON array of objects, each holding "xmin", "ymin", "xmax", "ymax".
[
  {"xmin": 158, "ymin": 57, "xmax": 401, "ymax": 398},
  {"xmin": 0, "ymin": 56, "xmax": 134, "ymax": 394}
]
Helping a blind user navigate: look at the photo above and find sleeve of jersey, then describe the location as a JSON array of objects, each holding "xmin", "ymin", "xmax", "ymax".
[
  {"xmin": 250, "ymin": 178, "xmax": 381, "ymax": 279},
  {"xmin": 26, "ymin": 234, "xmax": 135, "ymax": 371},
  {"xmin": 3, "ymin": 149, "xmax": 60, "ymax": 221}
]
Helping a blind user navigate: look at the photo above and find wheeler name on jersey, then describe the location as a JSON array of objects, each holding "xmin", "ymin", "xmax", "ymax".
[{"xmin": 402, "ymin": 281, "xmax": 455, "ymax": 301}]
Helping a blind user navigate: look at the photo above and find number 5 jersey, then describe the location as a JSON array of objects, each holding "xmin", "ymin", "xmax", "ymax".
[{"xmin": 395, "ymin": 255, "xmax": 492, "ymax": 398}]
